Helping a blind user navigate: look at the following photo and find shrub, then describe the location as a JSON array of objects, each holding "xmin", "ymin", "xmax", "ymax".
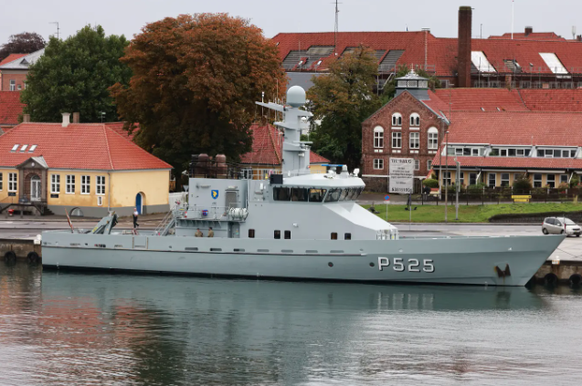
[
  {"xmin": 422, "ymin": 178, "xmax": 438, "ymax": 188},
  {"xmin": 557, "ymin": 182, "xmax": 569, "ymax": 192},
  {"xmin": 570, "ymin": 177, "xmax": 580, "ymax": 188},
  {"xmin": 513, "ymin": 177, "xmax": 532, "ymax": 192},
  {"xmin": 467, "ymin": 183, "xmax": 486, "ymax": 193}
]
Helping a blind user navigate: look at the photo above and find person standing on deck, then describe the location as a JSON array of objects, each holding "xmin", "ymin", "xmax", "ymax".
[
  {"xmin": 133, "ymin": 208, "xmax": 139, "ymax": 229},
  {"xmin": 195, "ymin": 228, "xmax": 203, "ymax": 237},
  {"xmin": 208, "ymin": 227, "xmax": 214, "ymax": 237}
]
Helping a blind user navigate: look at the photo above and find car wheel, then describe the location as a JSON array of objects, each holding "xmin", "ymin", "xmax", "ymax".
[
  {"xmin": 560, "ymin": 230, "xmax": 565, "ymax": 234},
  {"xmin": 577, "ymin": 234, "xmax": 580, "ymax": 238},
  {"xmin": 542, "ymin": 228, "xmax": 549, "ymax": 235}
]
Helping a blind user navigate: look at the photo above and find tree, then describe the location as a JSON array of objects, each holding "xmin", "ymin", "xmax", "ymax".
[
  {"xmin": 21, "ymin": 26, "xmax": 131, "ymax": 123},
  {"xmin": 0, "ymin": 32, "xmax": 46, "ymax": 61},
  {"xmin": 111, "ymin": 13, "xmax": 286, "ymax": 181},
  {"xmin": 381, "ymin": 64, "xmax": 441, "ymax": 104},
  {"xmin": 307, "ymin": 46, "xmax": 380, "ymax": 170}
]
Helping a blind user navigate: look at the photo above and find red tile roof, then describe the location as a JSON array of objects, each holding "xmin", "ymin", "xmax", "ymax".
[
  {"xmin": 517, "ymin": 89, "xmax": 582, "ymax": 111},
  {"xmin": 443, "ymin": 111, "xmax": 582, "ymax": 146},
  {"xmin": 488, "ymin": 32, "xmax": 566, "ymax": 41},
  {"xmin": 105, "ymin": 122, "xmax": 139, "ymax": 141},
  {"xmin": 0, "ymin": 54, "xmax": 27, "ymax": 67},
  {"xmin": 0, "ymin": 123, "xmax": 171, "ymax": 170},
  {"xmin": 432, "ymin": 88, "xmax": 529, "ymax": 112},
  {"xmin": 241, "ymin": 123, "xmax": 329, "ymax": 166},
  {"xmin": 274, "ymin": 31, "xmax": 582, "ymax": 76},
  {"xmin": 0, "ymin": 92, "xmax": 24, "ymax": 126}
]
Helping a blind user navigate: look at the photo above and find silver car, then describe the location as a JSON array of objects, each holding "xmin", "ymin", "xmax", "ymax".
[{"xmin": 542, "ymin": 217, "xmax": 581, "ymax": 237}]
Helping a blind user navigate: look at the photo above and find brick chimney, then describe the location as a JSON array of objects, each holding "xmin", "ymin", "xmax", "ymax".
[
  {"xmin": 23, "ymin": 114, "xmax": 30, "ymax": 123},
  {"xmin": 61, "ymin": 112, "xmax": 71, "ymax": 128},
  {"xmin": 457, "ymin": 6, "xmax": 472, "ymax": 88},
  {"xmin": 72, "ymin": 112, "xmax": 80, "ymax": 123},
  {"xmin": 525, "ymin": 26, "xmax": 533, "ymax": 36}
]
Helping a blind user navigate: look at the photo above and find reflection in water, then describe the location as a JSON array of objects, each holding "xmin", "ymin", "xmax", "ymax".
[{"xmin": 2, "ymin": 262, "xmax": 582, "ymax": 385}]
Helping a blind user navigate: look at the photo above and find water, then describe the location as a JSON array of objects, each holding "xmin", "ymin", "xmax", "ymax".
[{"xmin": 2, "ymin": 262, "xmax": 582, "ymax": 385}]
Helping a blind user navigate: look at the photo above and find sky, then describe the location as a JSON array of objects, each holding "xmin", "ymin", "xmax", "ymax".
[{"xmin": 2, "ymin": 0, "xmax": 581, "ymax": 45}]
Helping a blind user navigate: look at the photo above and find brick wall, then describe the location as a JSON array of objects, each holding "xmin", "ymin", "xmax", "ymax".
[
  {"xmin": 362, "ymin": 91, "xmax": 446, "ymax": 192},
  {"xmin": 457, "ymin": 6, "xmax": 472, "ymax": 88},
  {"xmin": 1, "ymin": 73, "xmax": 26, "ymax": 92}
]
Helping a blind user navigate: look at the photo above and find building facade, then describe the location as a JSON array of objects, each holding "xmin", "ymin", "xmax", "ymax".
[{"xmin": 0, "ymin": 113, "xmax": 172, "ymax": 216}]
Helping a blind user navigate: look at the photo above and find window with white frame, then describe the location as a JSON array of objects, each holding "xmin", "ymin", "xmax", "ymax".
[
  {"xmin": 427, "ymin": 160, "xmax": 432, "ymax": 171},
  {"xmin": 488, "ymin": 173, "xmax": 496, "ymax": 187},
  {"xmin": 546, "ymin": 174, "xmax": 555, "ymax": 188},
  {"xmin": 81, "ymin": 176, "xmax": 90, "ymax": 194},
  {"xmin": 373, "ymin": 126, "xmax": 384, "ymax": 148},
  {"xmin": 414, "ymin": 159, "xmax": 420, "ymax": 171},
  {"xmin": 373, "ymin": 159, "xmax": 384, "ymax": 170},
  {"xmin": 443, "ymin": 171, "xmax": 451, "ymax": 186},
  {"xmin": 392, "ymin": 113, "xmax": 402, "ymax": 127},
  {"xmin": 66, "ymin": 175, "xmax": 75, "ymax": 194},
  {"xmin": 51, "ymin": 175, "xmax": 60, "ymax": 193},
  {"xmin": 0, "ymin": 173, "xmax": 3, "ymax": 191},
  {"xmin": 500, "ymin": 173, "xmax": 510, "ymax": 187},
  {"xmin": 410, "ymin": 132, "xmax": 420, "ymax": 149},
  {"xmin": 427, "ymin": 127, "xmax": 439, "ymax": 149},
  {"xmin": 8, "ymin": 173, "xmax": 17, "ymax": 192},
  {"xmin": 9, "ymin": 80, "xmax": 15, "ymax": 91},
  {"xmin": 96, "ymin": 175, "xmax": 106, "ymax": 195},
  {"xmin": 533, "ymin": 174, "xmax": 542, "ymax": 188},
  {"xmin": 457, "ymin": 172, "xmax": 464, "ymax": 186},
  {"xmin": 409, "ymin": 113, "xmax": 420, "ymax": 127},
  {"xmin": 392, "ymin": 132, "xmax": 402, "ymax": 148}
]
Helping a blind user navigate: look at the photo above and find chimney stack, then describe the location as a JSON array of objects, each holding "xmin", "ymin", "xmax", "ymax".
[
  {"xmin": 525, "ymin": 26, "xmax": 533, "ymax": 36},
  {"xmin": 577, "ymin": 35, "xmax": 582, "ymax": 42},
  {"xmin": 23, "ymin": 114, "xmax": 30, "ymax": 123},
  {"xmin": 61, "ymin": 112, "xmax": 71, "ymax": 128},
  {"xmin": 73, "ymin": 112, "xmax": 80, "ymax": 124},
  {"xmin": 457, "ymin": 6, "xmax": 472, "ymax": 88}
]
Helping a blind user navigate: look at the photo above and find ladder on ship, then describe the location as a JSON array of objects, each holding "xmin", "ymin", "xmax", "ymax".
[{"xmin": 154, "ymin": 210, "xmax": 176, "ymax": 236}]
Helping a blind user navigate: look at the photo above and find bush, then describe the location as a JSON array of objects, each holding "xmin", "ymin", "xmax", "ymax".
[
  {"xmin": 558, "ymin": 182, "xmax": 569, "ymax": 192},
  {"xmin": 467, "ymin": 183, "xmax": 486, "ymax": 193},
  {"xmin": 513, "ymin": 177, "xmax": 532, "ymax": 192},
  {"xmin": 571, "ymin": 177, "xmax": 580, "ymax": 188},
  {"xmin": 422, "ymin": 178, "xmax": 438, "ymax": 188}
]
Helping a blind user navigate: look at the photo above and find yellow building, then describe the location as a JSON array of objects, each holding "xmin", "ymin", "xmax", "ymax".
[{"xmin": 0, "ymin": 114, "xmax": 171, "ymax": 216}]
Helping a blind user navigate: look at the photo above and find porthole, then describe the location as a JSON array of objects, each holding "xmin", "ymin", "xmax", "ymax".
[
  {"xmin": 369, "ymin": 262, "xmax": 375, "ymax": 267},
  {"xmin": 328, "ymin": 262, "xmax": 334, "ymax": 267}
]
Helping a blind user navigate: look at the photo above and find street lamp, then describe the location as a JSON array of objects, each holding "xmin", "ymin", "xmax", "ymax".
[{"xmin": 445, "ymin": 130, "xmax": 449, "ymax": 223}]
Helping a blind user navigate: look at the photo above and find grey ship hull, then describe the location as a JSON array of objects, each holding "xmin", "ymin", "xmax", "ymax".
[{"xmin": 41, "ymin": 231, "xmax": 564, "ymax": 286}]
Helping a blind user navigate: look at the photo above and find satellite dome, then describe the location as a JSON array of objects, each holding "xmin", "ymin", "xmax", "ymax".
[{"xmin": 287, "ymin": 86, "xmax": 306, "ymax": 107}]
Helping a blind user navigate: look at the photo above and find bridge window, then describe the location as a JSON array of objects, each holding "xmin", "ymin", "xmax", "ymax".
[
  {"xmin": 331, "ymin": 232, "xmax": 338, "ymax": 240},
  {"xmin": 309, "ymin": 189, "xmax": 326, "ymax": 202},
  {"xmin": 274, "ymin": 230, "xmax": 281, "ymax": 239},
  {"xmin": 344, "ymin": 233, "xmax": 351, "ymax": 240},
  {"xmin": 248, "ymin": 229, "xmax": 255, "ymax": 238},
  {"xmin": 324, "ymin": 188, "xmax": 341, "ymax": 202},
  {"xmin": 284, "ymin": 230, "xmax": 291, "ymax": 239},
  {"xmin": 291, "ymin": 188, "xmax": 308, "ymax": 201},
  {"xmin": 273, "ymin": 187, "xmax": 291, "ymax": 201}
]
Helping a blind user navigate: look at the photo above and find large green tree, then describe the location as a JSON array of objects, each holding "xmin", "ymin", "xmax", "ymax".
[
  {"xmin": 111, "ymin": 13, "xmax": 287, "ymax": 180},
  {"xmin": 21, "ymin": 26, "xmax": 131, "ymax": 122},
  {"xmin": 307, "ymin": 46, "xmax": 380, "ymax": 170},
  {"xmin": 0, "ymin": 32, "xmax": 46, "ymax": 61}
]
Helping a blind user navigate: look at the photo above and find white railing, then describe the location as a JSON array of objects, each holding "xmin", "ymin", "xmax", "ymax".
[{"xmin": 376, "ymin": 229, "xmax": 399, "ymax": 240}]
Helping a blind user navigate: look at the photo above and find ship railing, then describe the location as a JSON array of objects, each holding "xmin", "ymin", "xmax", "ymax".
[{"xmin": 376, "ymin": 229, "xmax": 399, "ymax": 240}]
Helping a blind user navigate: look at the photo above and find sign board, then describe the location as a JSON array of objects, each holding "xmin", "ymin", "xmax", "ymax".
[{"xmin": 389, "ymin": 158, "xmax": 414, "ymax": 194}]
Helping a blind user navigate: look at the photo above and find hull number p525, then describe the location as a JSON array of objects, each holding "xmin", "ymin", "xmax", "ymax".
[{"xmin": 378, "ymin": 257, "xmax": 435, "ymax": 273}]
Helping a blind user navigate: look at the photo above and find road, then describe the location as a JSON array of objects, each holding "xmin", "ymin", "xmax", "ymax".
[{"xmin": 0, "ymin": 220, "xmax": 577, "ymax": 262}]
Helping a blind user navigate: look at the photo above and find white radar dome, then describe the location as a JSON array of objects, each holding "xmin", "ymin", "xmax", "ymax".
[{"xmin": 287, "ymin": 86, "xmax": 306, "ymax": 107}]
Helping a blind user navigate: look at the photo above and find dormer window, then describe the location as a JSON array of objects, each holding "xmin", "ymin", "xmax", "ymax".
[
  {"xmin": 409, "ymin": 113, "xmax": 420, "ymax": 127},
  {"xmin": 19, "ymin": 145, "xmax": 28, "ymax": 152},
  {"xmin": 10, "ymin": 144, "xmax": 19, "ymax": 152},
  {"xmin": 392, "ymin": 113, "xmax": 402, "ymax": 127},
  {"xmin": 29, "ymin": 145, "xmax": 37, "ymax": 152}
]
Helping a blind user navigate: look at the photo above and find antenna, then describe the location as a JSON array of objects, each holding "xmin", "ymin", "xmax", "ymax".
[
  {"xmin": 332, "ymin": 0, "xmax": 341, "ymax": 55},
  {"xmin": 573, "ymin": 26, "xmax": 577, "ymax": 40},
  {"xmin": 50, "ymin": 22, "xmax": 60, "ymax": 39},
  {"xmin": 511, "ymin": 0, "xmax": 514, "ymax": 40}
]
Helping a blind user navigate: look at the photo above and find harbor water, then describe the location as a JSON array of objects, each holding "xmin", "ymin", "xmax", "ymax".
[{"xmin": 2, "ymin": 262, "xmax": 582, "ymax": 385}]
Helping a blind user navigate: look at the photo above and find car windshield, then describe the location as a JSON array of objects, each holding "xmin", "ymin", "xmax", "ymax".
[{"xmin": 560, "ymin": 218, "xmax": 576, "ymax": 225}]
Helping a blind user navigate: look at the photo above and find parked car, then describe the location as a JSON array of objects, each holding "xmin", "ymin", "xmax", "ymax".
[{"xmin": 542, "ymin": 217, "xmax": 581, "ymax": 237}]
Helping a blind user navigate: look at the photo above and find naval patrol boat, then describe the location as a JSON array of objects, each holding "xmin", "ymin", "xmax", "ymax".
[{"xmin": 41, "ymin": 86, "xmax": 564, "ymax": 286}]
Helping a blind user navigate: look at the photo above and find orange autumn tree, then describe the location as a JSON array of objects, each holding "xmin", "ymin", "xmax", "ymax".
[{"xmin": 111, "ymin": 13, "xmax": 286, "ymax": 181}]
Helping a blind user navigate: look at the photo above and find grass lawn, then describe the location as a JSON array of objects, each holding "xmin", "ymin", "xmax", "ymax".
[{"xmin": 361, "ymin": 202, "xmax": 582, "ymax": 223}]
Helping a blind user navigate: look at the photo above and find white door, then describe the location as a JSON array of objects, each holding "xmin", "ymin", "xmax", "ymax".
[{"xmin": 31, "ymin": 176, "xmax": 41, "ymax": 201}]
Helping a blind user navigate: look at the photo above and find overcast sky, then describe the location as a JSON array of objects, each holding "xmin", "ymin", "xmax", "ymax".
[{"xmin": 2, "ymin": 0, "xmax": 581, "ymax": 45}]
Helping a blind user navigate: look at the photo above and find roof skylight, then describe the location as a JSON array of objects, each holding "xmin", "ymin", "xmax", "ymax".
[
  {"xmin": 11, "ymin": 144, "xmax": 19, "ymax": 152},
  {"xmin": 29, "ymin": 145, "xmax": 37, "ymax": 152},
  {"xmin": 20, "ymin": 145, "xmax": 28, "ymax": 152},
  {"xmin": 539, "ymin": 53, "xmax": 568, "ymax": 74},
  {"xmin": 471, "ymin": 51, "xmax": 496, "ymax": 73}
]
